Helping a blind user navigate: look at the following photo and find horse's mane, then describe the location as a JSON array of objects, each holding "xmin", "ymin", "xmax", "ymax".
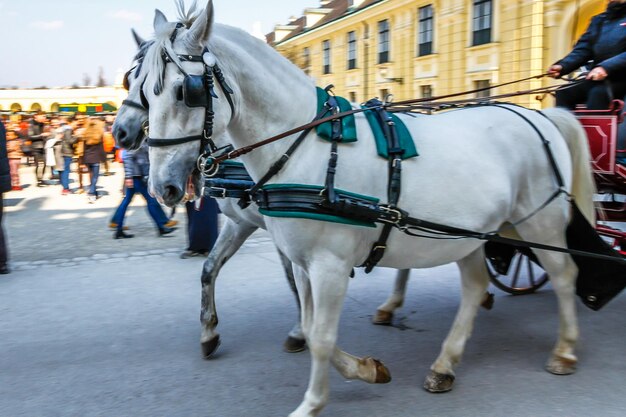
[{"xmin": 175, "ymin": 0, "xmax": 201, "ymax": 28}]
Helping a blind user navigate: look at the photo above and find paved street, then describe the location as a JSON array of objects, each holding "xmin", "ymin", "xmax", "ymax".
[{"xmin": 1, "ymin": 162, "xmax": 626, "ymax": 417}]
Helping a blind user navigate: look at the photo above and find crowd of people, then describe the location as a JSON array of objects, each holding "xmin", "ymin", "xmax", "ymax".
[
  {"xmin": 0, "ymin": 111, "xmax": 221, "ymax": 273},
  {"xmin": 1, "ymin": 112, "xmax": 116, "ymax": 201}
]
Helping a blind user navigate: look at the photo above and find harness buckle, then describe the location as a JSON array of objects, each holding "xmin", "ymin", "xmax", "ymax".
[
  {"xmin": 378, "ymin": 205, "xmax": 403, "ymax": 225},
  {"xmin": 210, "ymin": 187, "xmax": 227, "ymax": 199}
]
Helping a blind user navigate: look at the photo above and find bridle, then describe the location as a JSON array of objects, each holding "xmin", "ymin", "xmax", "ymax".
[{"xmin": 139, "ymin": 24, "xmax": 236, "ymax": 173}]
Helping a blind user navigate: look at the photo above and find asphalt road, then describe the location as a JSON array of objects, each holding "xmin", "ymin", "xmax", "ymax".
[{"xmin": 1, "ymin": 162, "xmax": 626, "ymax": 417}]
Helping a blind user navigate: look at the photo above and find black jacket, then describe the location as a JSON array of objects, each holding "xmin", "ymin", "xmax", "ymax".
[
  {"xmin": 28, "ymin": 120, "xmax": 45, "ymax": 153},
  {"xmin": 557, "ymin": 3, "xmax": 626, "ymax": 78},
  {"xmin": 0, "ymin": 123, "xmax": 12, "ymax": 193}
]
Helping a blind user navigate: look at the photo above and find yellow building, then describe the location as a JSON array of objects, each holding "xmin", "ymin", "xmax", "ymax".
[{"xmin": 268, "ymin": 0, "xmax": 605, "ymax": 109}]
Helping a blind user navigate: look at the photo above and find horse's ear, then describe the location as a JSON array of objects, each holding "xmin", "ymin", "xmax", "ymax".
[
  {"xmin": 131, "ymin": 28, "xmax": 145, "ymax": 48},
  {"xmin": 184, "ymin": 0, "xmax": 214, "ymax": 47},
  {"xmin": 153, "ymin": 9, "xmax": 169, "ymax": 32}
]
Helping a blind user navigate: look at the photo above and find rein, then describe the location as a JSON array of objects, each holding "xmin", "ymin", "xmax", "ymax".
[{"xmin": 205, "ymin": 74, "xmax": 584, "ymax": 168}]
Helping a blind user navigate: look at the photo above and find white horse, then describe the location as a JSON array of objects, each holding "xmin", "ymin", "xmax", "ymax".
[
  {"xmin": 112, "ymin": 24, "xmax": 420, "ymax": 353},
  {"xmin": 112, "ymin": 32, "xmax": 306, "ymax": 356},
  {"xmin": 140, "ymin": 2, "xmax": 595, "ymax": 416}
]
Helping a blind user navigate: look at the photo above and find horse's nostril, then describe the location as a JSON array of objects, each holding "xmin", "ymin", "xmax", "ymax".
[{"xmin": 163, "ymin": 185, "xmax": 183, "ymax": 206}]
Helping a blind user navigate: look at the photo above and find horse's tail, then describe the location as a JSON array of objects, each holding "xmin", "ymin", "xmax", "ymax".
[{"xmin": 541, "ymin": 107, "xmax": 596, "ymax": 224}]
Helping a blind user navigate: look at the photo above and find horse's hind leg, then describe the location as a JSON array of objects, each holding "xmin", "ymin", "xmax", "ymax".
[
  {"xmin": 277, "ymin": 249, "xmax": 306, "ymax": 353},
  {"xmin": 514, "ymin": 216, "xmax": 579, "ymax": 375},
  {"xmin": 424, "ymin": 247, "xmax": 490, "ymax": 393},
  {"xmin": 538, "ymin": 250, "xmax": 578, "ymax": 375},
  {"xmin": 200, "ymin": 219, "xmax": 257, "ymax": 358},
  {"xmin": 373, "ymin": 269, "xmax": 410, "ymax": 325}
]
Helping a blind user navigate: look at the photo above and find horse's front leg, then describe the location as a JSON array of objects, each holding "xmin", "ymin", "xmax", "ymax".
[
  {"xmin": 289, "ymin": 258, "xmax": 352, "ymax": 417},
  {"xmin": 424, "ymin": 247, "xmax": 490, "ymax": 393},
  {"xmin": 373, "ymin": 269, "xmax": 411, "ymax": 325},
  {"xmin": 276, "ymin": 249, "xmax": 306, "ymax": 353},
  {"xmin": 200, "ymin": 218, "xmax": 257, "ymax": 358}
]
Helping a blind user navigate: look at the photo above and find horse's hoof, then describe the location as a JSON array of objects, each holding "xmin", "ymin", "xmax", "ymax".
[
  {"xmin": 546, "ymin": 355, "xmax": 577, "ymax": 375},
  {"xmin": 372, "ymin": 310, "xmax": 393, "ymax": 325},
  {"xmin": 201, "ymin": 335, "xmax": 221, "ymax": 359},
  {"xmin": 370, "ymin": 358, "xmax": 392, "ymax": 384},
  {"xmin": 481, "ymin": 292, "xmax": 495, "ymax": 310},
  {"xmin": 423, "ymin": 371, "xmax": 455, "ymax": 393},
  {"xmin": 283, "ymin": 336, "xmax": 306, "ymax": 353}
]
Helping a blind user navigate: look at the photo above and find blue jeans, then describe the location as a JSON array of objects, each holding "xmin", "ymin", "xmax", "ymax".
[
  {"xmin": 111, "ymin": 177, "xmax": 169, "ymax": 231},
  {"xmin": 88, "ymin": 163, "xmax": 100, "ymax": 196},
  {"xmin": 60, "ymin": 156, "xmax": 72, "ymax": 190}
]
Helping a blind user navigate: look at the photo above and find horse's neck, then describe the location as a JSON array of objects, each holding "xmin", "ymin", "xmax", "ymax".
[{"xmin": 211, "ymin": 29, "xmax": 317, "ymax": 180}]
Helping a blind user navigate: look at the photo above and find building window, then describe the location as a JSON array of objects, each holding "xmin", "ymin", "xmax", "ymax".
[
  {"xmin": 474, "ymin": 80, "xmax": 491, "ymax": 98},
  {"xmin": 378, "ymin": 20, "xmax": 390, "ymax": 64},
  {"xmin": 349, "ymin": 92, "xmax": 357, "ymax": 103},
  {"xmin": 421, "ymin": 85, "xmax": 433, "ymax": 98},
  {"xmin": 418, "ymin": 5, "xmax": 433, "ymax": 56},
  {"xmin": 303, "ymin": 47, "xmax": 310, "ymax": 75},
  {"xmin": 347, "ymin": 31, "xmax": 357, "ymax": 70},
  {"xmin": 472, "ymin": 0, "xmax": 492, "ymax": 46},
  {"xmin": 323, "ymin": 40, "xmax": 331, "ymax": 74},
  {"xmin": 380, "ymin": 88, "xmax": 390, "ymax": 100}
]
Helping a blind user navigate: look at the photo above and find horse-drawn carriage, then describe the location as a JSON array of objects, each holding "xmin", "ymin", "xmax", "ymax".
[
  {"xmin": 489, "ymin": 100, "xmax": 626, "ymax": 294},
  {"xmin": 113, "ymin": 3, "xmax": 626, "ymax": 413}
]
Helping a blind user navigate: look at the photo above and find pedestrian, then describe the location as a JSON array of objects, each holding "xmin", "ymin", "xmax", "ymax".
[
  {"xmin": 72, "ymin": 118, "xmax": 88, "ymax": 194},
  {"xmin": 0, "ymin": 122, "xmax": 13, "ymax": 274},
  {"xmin": 44, "ymin": 119, "xmax": 63, "ymax": 184},
  {"xmin": 28, "ymin": 113, "xmax": 46, "ymax": 186},
  {"xmin": 110, "ymin": 143, "xmax": 177, "ymax": 239},
  {"xmin": 81, "ymin": 116, "xmax": 106, "ymax": 203},
  {"xmin": 6, "ymin": 128, "xmax": 23, "ymax": 191},
  {"xmin": 58, "ymin": 117, "xmax": 77, "ymax": 195},
  {"xmin": 548, "ymin": 0, "xmax": 626, "ymax": 109},
  {"xmin": 180, "ymin": 197, "xmax": 219, "ymax": 258}
]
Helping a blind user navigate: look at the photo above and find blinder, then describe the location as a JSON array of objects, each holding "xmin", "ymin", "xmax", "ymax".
[{"xmin": 184, "ymin": 74, "xmax": 217, "ymax": 108}]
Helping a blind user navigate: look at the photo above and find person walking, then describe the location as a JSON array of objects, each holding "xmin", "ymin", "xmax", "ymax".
[
  {"xmin": 0, "ymin": 122, "xmax": 13, "ymax": 274},
  {"xmin": 81, "ymin": 116, "xmax": 106, "ymax": 203},
  {"xmin": 180, "ymin": 196, "xmax": 219, "ymax": 258},
  {"xmin": 6, "ymin": 128, "xmax": 23, "ymax": 191},
  {"xmin": 59, "ymin": 117, "xmax": 77, "ymax": 195},
  {"xmin": 28, "ymin": 114, "xmax": 46, "ymax": 186},
  {"xmin": 548, "ymin": 0, "xmax": 626, "ymax": 109},
  {"xmin": 110, "ymin": 143, "xmax": 177, "ymax": 239}
]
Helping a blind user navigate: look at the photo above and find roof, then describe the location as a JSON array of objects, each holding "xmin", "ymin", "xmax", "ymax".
[{"xmin": 267, "ymin": 0, "xmax": 384, "ymax": 45}]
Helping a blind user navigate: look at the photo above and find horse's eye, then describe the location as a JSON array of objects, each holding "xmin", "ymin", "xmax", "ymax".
[{"xmin": 176, "ymin": 85, "xmax": 184, "ymax": 101}]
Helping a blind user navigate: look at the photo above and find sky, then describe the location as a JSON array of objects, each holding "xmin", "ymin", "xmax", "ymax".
[{"xmin": 0, "ymin": 0, "xmax": 314, "ymax": 89}]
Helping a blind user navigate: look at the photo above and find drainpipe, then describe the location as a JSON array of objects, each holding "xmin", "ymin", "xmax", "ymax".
[{"xmin": 362, "ymin": 22, "xmax": 370, "ymax": 101}]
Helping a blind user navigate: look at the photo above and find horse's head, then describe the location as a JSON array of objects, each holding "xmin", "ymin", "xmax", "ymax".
[
  {"xmin": 112, "ymin": 30, "xmax": 151, "ymax": 151},
  {"xmin": 141, "ymin": 0, "xmax": 234, "ymax": 206}
]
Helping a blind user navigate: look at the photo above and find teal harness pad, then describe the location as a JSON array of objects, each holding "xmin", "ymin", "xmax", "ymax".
[
  {"xmin": 361, "ymin": 108, "xmax": 419, "ymax": 159},
  {"xmin": 315, "ymin": 87, "xmax": 358, "ymax": 142},
  {"xmin": 315, "ymin": 87, "xmax": 418, "ymax": 159}
]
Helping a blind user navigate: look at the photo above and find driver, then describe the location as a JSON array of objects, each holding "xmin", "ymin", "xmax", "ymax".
[{"xmin": 548, "ymin": 0, "xmax": 626, "ymax": 110}]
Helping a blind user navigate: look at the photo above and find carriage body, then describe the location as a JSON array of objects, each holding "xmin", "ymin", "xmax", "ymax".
[{"xmin": 575, "ymin": 103, "xmax": 626, "ymax": 255}]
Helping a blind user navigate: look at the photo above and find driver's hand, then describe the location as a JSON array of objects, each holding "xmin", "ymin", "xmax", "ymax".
[
  {"xmin": 587, "ymin": 66, "xmax": 608, "ymax": 81},
  {"xmin": 547, "ymin": 64, "xmax": 562, "ymax": 78}
]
